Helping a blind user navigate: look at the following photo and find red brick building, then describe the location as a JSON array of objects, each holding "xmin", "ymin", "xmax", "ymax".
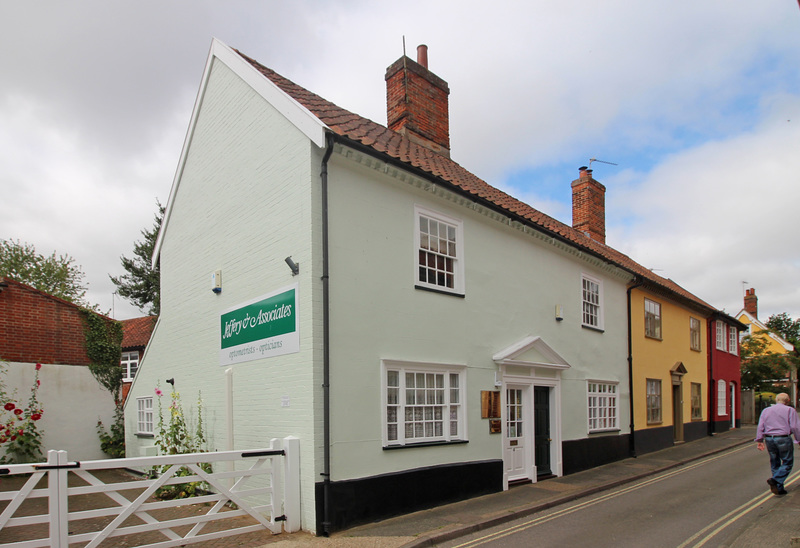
[{"xmin": 120, "ymin": 316, "xmax": 156, "ymax": 401}]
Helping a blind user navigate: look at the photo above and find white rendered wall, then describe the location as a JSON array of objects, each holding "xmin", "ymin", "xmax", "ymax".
[
  {"xmin": 125, "ymin": 58, "xmax": 322, "ymax": 532},
  {"xmin": 324, "ymin": 152, "xmax": 633, "ymax": 481},
  {"xmin": 3, "ymin": 361, "xmax": 115, "ymax": 461}
]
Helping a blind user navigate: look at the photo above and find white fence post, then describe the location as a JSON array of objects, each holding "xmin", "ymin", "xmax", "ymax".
[
  {"xmin": 283, "ymin": 436, "xmax": 301, "ymax": 533},
  {"xmin": 48, "ymin": 450, "xmax": 69, "ymax": 547}
]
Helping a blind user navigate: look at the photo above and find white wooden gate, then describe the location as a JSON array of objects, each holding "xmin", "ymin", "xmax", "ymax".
[{"xmin": 0, "ymin": 436, "xmax": 300, "ymax": 547}]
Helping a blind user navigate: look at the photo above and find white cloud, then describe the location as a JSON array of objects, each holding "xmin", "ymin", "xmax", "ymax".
[
  {"xmin": 1, "ymin": 0, "xmax": 798, "ymax": 322},
  {"xmin": 608, "ymin": 93, "xmax": 800, "ymax": 318}
]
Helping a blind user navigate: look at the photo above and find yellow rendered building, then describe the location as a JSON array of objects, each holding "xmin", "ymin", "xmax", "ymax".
[
  {"xmin": 737, "ymin": 288, "xmax": 795, "ymax": 356},
  {"xmin": 630, "ymin": 285, "xmax": 714, "ymax": 454}
]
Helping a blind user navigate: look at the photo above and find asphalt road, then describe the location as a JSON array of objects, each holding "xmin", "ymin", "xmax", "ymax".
[{"xmin": 436, "ymin": 444, "xmax": 800, "ymax": 548}]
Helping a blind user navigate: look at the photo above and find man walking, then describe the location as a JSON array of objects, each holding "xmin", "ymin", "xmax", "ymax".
[{"xmin": 756, "ymin": 393, "xmax": 800, "ymax": 495}]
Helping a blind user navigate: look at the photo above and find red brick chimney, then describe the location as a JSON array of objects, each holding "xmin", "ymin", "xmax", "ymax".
[
  {"xmin": 571, "ymin": 166, "xmax": 606, "ymax": 244},
  {"xmin": 744, "ymin": 288, "xmax": 758, "ymax": 318},
  {"xmin": 385, "ymin": 44, "xmax": 450, "ymax": 157}
]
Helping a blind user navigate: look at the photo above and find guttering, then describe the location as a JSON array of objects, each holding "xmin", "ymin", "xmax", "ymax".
[
  {"xmin": 320, "ymin": 132, "xmax": 335, "ymax": 537},
  {"xmin": 627, "ymin": 277, "xmax": 644, "ymax": 458}
]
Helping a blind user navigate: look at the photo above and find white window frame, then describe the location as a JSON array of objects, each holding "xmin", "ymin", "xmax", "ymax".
[
  {"xmin": 728, "ymin": 325, "xmax": 738, "ymax": 355},
  {"xmin": 137, "ymin": 396, "xmax": 154, "ymax": 435},
  {"xmin": 644, "ymin": 299, "xmax": 662, "ymax": 339},
  {"xmin": 121, "ymin": 351, "xmax": 139, "ymax": 382},
  {"xmin": 716, "ymin": 321, "xmax": 727, "ymax": 351},
  {"xmin": 646, "ymin": 379, "xmax": 662, "ymax": 424},
  {"xmin": 691, "ymin": 382, "xmax": 702, "ymax": 420},
  {"xmin": 587, "ymin": 381, "xmax": 618, "ymax": 432},
  {"xmin": 581, "ymin": 274, "xmax": 604, "ymax": 330},
  {"xmin": 717, "ymin": 379, "xmax": 727, "ymax": 416},
  {"xmin": 382, "ymin": 360, "xmax": 467, "ymax": 446},
  {"xmin": 414, "ymin": 205, "xmax": 465, "ymax": 296},
  {"xmin": 690, "ymin": 317, "xmax": 701, "ymax": 351}
]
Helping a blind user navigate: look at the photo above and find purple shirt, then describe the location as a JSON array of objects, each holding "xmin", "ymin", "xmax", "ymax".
[{"xmin": 755, "ymin": 403, "xmax": 800, "ymax": 441}]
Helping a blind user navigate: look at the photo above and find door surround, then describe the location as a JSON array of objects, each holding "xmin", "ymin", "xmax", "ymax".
[{"xmin": 494, "ymin": 335, "xmax": 568, "ymax": 491}]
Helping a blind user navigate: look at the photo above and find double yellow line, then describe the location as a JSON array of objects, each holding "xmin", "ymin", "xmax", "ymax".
[
  {"xmin": 451, "ymin": 447, "xmax": 756, "ymax": 548},
  {"xmin": 677, "ymin": 468, "xmax": 800, "ymax": 547}
]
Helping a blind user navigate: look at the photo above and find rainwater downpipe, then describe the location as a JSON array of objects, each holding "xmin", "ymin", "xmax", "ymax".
[
  {"xmin": 320, "ymin": 133, "xmax": 335, "ymax": 537},
  {"xmin": 707, "ymin": 318, "xmax": 715, "ymax": 437},
  {"xmin": 627, "ymin": 278, "xmax": 643, "ymax": 458}
]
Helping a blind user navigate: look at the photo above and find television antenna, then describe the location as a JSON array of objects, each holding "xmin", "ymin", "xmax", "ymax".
[{"xmin": 589, "ymin": 158, "xmax": 618, "ymax": 168}]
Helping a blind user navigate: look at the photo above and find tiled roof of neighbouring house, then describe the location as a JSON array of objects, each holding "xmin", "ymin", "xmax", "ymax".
[
  {"xmin": 235, "ymin": 50, "xmax": 717, "ymax": 314},
  {"xmin": 121, "ymin": 316, "xmax": 156, "ymax": 349}
]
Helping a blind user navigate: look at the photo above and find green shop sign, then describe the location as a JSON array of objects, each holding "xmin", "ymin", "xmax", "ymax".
[{"xmin": 219, "ymin": 284, "xmax": 299, "ymax": 366}]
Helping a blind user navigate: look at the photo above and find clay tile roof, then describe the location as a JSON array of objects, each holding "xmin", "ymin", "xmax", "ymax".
[
  {"xmin": 235, "ymin": 51, "xmax": 716, "ymax": 314},
  {"xmin": 121, "ymin": 316, "xmax": 157, "ymax": 350}
]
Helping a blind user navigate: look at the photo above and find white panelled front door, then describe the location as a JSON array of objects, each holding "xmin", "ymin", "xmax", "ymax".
[{"xmin": 504, "ymin": 385, "xmax": 532, "ymax": 482}]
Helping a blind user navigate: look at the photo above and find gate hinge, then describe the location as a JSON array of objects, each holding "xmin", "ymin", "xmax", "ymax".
[{"xmin": 275, "ymin": 515, "xmax": 287, "ymax": 522}]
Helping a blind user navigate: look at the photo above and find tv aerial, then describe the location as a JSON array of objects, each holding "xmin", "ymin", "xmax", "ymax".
[{"xmin": 589, "ymin": 158, "xmax": 618, "ymax": 168}]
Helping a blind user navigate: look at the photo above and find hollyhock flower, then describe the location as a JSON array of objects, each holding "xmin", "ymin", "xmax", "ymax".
[
  {"xmin": 155, "ymin": 388, "xmax": 163, "ymax": 397},
  {"xmin": 35, "ymin": 363, "xmax": 42, "ymax": 371},
  {"xmin": 13, "ymin": 409, "xmax": 22, "ymax": 416},
  {"xmin": 4, "ymin": 403, "xmax": 14, "ymax": 411},
  {"xmin": 10, "ymin": 436, "xmax": 16, "ymax": 441},
  {"xmin": 36, "ymin": 380, "xmax": 40, "ymax": 387},
  {"xmin": 31, "ymin": 413, "xmax": 41, "ymax": 421},
  {"xmin": 17, "ymin": 429, "xmax": 23, "ymax": 435}
]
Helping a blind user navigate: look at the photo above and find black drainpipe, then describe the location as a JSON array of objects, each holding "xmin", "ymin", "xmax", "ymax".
[
  {"xmin": 627, "ymin": 277, "xmax": 644, "ymax": 458},
  {"xmin": 320, "ymin": 133, "xmax": 335, "ymax": 536},
  {"xmin": 707, "ymin": 316, "xmax": 715, "ymax": 436}
]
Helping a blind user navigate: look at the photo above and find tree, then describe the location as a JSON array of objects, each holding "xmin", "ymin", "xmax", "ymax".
[
  {"xmin": 765, "ymin": 313, "xmax": 800, "ymax": 347},
  {"xmin": 0, "ymin": 239, "xmax": 89, "ymax": 306},
  {"xmin": 110, "ymin": 201, "xmax": 164, "ymax": 315},
  {"xmin": 739, "ymin": 334, "xmax": 793, "ymax": 391}
]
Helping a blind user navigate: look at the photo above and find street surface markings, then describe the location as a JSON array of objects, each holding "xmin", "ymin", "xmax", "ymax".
[
  {"xmin": 677, "ymin": 468, "xmax": 800, "ymax": 548},
  {"xmin": 449, "ymin": 447, "xmax": 750, "ymax": 548}
]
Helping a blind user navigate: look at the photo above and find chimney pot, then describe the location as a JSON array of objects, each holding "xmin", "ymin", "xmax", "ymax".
[{"xmin": 417, "ymin": 44, "xmax": 428, "ymax": 69}]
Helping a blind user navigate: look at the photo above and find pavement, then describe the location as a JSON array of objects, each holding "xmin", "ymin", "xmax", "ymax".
[{"xmin": 271, "ymin": 424, "xmax": 777, "ymax": 547}]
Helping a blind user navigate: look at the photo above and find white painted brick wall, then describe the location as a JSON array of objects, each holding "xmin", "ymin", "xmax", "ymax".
[{"xmin": 126, "ymin": 59, "xmax": 321, "ymax": 532}]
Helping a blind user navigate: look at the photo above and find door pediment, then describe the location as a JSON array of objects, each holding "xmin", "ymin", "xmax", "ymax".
[{"xmin": 493, "ymin": 336, "xmax": 571, "ymax": 370}]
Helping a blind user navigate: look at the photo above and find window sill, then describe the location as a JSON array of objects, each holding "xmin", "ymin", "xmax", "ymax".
[
  {"xmin": 135, "ymin": 433, "xmax": 154, "ymax": 439},
  {"xmin": 645, "ymin": 334, "xmax": 663, "ymax": 341},
  {"xmin": 383, "ymin": 439, "xmax": 468, "ymax": 450},
  {"xmin": 581, "ymin": 324, "xmax": 605, "ymax": 334},
  {"xmin": 414, "ymin": 285, "xmax": 465, "ymax": 298},
  {"xmin": 588, "ymin": 428, "xmax": 621, "ymax": 435}
]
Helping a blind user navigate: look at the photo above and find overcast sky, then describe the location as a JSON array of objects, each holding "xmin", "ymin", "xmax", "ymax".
[{"xmin": 2, "ymin": 1, "xmax": 799, "ymax": 322}]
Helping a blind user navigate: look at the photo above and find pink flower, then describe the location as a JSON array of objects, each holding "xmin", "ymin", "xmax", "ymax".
[
  {"xmin": 35, "ymin": 363, "xmax": 42, "ymax": 371},
  {"xmin": 4, "ymin": 403, "xmax": 14, "ymax": 411},
  {"xmin": 155, "ymin": 388, "xmax": 163, "ymax": 397}
]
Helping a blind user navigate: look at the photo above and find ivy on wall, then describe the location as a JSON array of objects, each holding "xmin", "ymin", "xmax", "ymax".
[{"xmin": 80, "ymin": 310, "xmax": 123, "ymax": 402}]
